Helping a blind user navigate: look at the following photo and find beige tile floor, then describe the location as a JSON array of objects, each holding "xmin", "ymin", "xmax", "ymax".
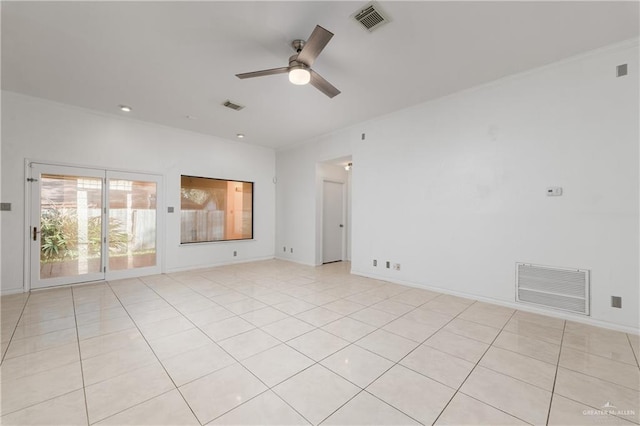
[{"xmin": 1, "ymin": 260, "xmax": 639, "ymax": 425}]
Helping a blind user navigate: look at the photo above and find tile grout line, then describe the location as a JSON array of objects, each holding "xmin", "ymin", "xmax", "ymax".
[
  {"xmin": 329, "ymin": 297, "xmax": 525, "ymax": 423},
  {"xmin": 272, "ymin": 278, "xmax": 422, "ymax": 424},
  {"xmin": 1, "ymin": 292, "xmax": 31, "ymax": 364},
  {"xmin": 184, "ymin": 269, "xmax": 415, "ymax": 424},
  {"xmin": 101, "ymin": 278, "xmax": 206, "ymax": 426},
  {"xmin": 0, "ymin": 296, "xmax": 90, "ymax": 420},
  {"xmin": 1, "ymin": 323, "xmax": 80, "ymax": 361},
  {"xmin": 627, "ymin": 333, "xmax": 640, "ymax": 368},
  {"xmin": 178, "ymin": 288, "xmax": 325, "ymax": 426},
  {"xmin": 551, "ymin": 392, "xmax": 640, "ymax": 425},
  {"xmin": 0, "ymin": 294, "xmax": 85, "ymax": 415},
  {"xmin": 552, "ymin": 329, "xmax": 640, "ymax": 425},
  {"xmin": 0, "ymin": 390, "xmax": 85, "ymax": 420},
  {"xmin": 498, "ymin": 322, "xmax": 640, "ymax": 390},
  {"xmin": 552, "ymin": 330, "xmax": 640, "ymax": 391},
  {"xmin": 429, "ymin": 308, "xmax": 534, "ymax": 426},
  {"xmin": 70, "ymin": 286, "xmax": 91, "ymax": 426},
  {"xmin": 12, "ymin": 263, "xmax": 634, "ymax": 425},
  {"xmin": 222, "ymin": 291, "xmax": 492, "ymax": 423},
  {"xmin": 3, "ymin": 267, "xmax": 332, "ymax": 422},
  {"xmin": 134, "ymin": 274, "xmax": 316, "ymax": 426},
  {"xmin": 316, "ymin": 298, "xmax": 488, "ymax": 425},
  {"xmin": 6, "ymin": 283, "xmax": 476, "ymax": 418},
  {"xmin": 187, "ymin": 277, "xmax": 332, "ymax": 423},
  {"xmin": 490, "ymin": 328, "xmax": 562, "ymax": 359},
  {"xmin": 555, "ymin": 363, "xmax": 640, "ymax": 392},
  {"xmin": 545, "ymin": 321, "xmax": 567, "ymax": 425}
]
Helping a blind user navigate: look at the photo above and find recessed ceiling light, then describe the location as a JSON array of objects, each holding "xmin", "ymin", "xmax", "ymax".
[
  {"xmin": 119, "ymin": 105, "xmax": 132, "ymax": 112},
  {"xmin": 236, "ymin": 133, "xmax": 245, "ymax": 139}
]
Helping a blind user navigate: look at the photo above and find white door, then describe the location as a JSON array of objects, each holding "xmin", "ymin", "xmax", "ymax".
[
  {"xmin": 30, "ymin": 163, "xmax": 106, "ymax": 289},
  {"xmin": 29, "ymin": 163, "xmax": 162, "ymax": 289},
  {"xmin": 322, "ymin": 181, "xmax": 344, "ymax": 263}
]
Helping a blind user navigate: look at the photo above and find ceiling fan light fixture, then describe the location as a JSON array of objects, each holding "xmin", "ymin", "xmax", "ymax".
[
  {"xmin": 289, "ymin": 67, "xmax": 311, "ymax": 85},
  {"xmin": 235, "ymin": 25, "xmax": 339, "ymax": 97}
]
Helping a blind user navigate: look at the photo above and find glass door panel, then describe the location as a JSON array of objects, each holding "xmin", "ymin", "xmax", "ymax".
[
  {"xmin": 30, "ymin": 164, "xmax": 162, "ymax": 289},
  {"xmin": 31, "ymin": 164, "xmax": 106, "ymax": 289},
  {"xmin": 108, "ymin": 178, "xmax": 157, "ymax": 271}
]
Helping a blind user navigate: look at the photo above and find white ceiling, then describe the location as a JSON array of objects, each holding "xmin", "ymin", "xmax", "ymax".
[{"xmin": 2, "ymin": 1, "xmax": 638, "ymax": 149}]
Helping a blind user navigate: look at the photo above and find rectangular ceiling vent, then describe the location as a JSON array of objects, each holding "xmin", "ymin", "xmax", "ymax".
[
  {"xmin": 352, "ymin": 3, "xmax": 390, "ymax": 32},
  {"xmin": 516, "ymin": 263, "xmax": 590, "ymax": 315},
  {"xmin": 222, "ymin": 100, "xmax": 245, "ymax": 111}
]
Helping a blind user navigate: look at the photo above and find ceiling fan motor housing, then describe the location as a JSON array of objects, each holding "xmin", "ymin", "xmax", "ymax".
[
  {"xmin": 291, "ymin": 39, "xmax": 306, "ymax": 53},
  {"xmin": 289, "ymin": 55, "xmax": 309, "ymax": 70}
]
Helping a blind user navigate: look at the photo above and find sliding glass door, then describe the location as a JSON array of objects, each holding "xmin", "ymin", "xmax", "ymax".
[
  {"xmin": 30, "ymin": 164, "xmax": 105, "ymax": 288},
  {"xmin": 106, "ymin": 172, "xmax": 159, "ymax": 275},
  {"xmin": 29, "ymin": 163, "xmax": 162, "ymax": 289}
]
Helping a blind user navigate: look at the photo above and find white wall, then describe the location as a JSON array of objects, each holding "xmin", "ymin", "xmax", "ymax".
[
  {"xmin": 275, "ymin": 132, "xmax": 355, "ymax": 265},
  {"xmin": 0, "ymin": 89, "xmax": 3, "ymax": 290},
  {"xmin": 1, "ymin": 92, "xmax": 276, "ymax": 294},
  {"xmin": 276, "ymin": 40, "xmax": 639, "ymax": 331}
]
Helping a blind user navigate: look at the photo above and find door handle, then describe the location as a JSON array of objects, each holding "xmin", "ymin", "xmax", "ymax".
[
  {"xmin": 339, "ymin": 224, "xmax": 344, "ymax": 228},
  {"xmin": 33, "ymin": 227, "xmax": 40, "ymax": 241}
]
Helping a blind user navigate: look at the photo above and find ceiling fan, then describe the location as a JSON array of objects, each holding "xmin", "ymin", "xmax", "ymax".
[{"xmin": 236, "ymin": 25, "xmax": 340, "ymax": 98}]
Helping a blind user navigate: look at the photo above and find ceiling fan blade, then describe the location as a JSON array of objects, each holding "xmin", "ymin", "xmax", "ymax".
[
  {"xmin": 310, "ymin": 70, "xmax": 340, "ymax": 98},
  {"xmin": 296, "ymin": 25, "xmax": 333, "ymax": 67},
  {"xmin": 236, "ymin": 67, "xmax": 290, "ymax": 79}
]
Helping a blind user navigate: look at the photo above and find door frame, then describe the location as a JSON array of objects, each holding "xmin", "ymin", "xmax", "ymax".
[
  {"xmin": 320, "ymin": 179, "xmax": 347, "ymax": 264},
  {"xmin": 23, "ymin": 159, "xmax": 165, "ymax": 292}
]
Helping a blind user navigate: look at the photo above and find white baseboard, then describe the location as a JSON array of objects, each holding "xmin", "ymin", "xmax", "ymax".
[
  {"xmin": 165, "ymin": 255, "xmax": 276, "ymax": 274},
  {"xmin": 0, "ymin": 287, "xmax": 25, "ymax": 296},
  {"xmin": 273, "ymin": 256, "xmax": 317, "ymax": 267},
  {"xmin": 2, "ymin": 256, "xmax": 278, "ymax": 294},
  {"xmin": 351, "ymin": 269, "xmax": 640, "ymax": 336}
]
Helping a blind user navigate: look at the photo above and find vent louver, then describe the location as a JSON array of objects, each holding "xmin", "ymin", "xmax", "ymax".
[
  {"xmin": 516, "ymin": 263, "xmax": 590, "ymax": 315},
  {"xmin": 353, "ymin": 3, "xmax": 389, "ymax": 32},
  {"xmin": 222, "ymin": 100, "xmax": 245, "ymax": 111}
]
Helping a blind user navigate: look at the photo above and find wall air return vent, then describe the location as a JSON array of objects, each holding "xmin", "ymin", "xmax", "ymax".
[
  {"xmin": 222, "ymin": 100, "xmax": 245, "ymax": 111},
  {"xmin": 516, "ymin": 263, "xmax": 590, "ymax": 315},
  {"xmin": 352, "ymin": 3, "xmax": 390, "ymax": 32}
]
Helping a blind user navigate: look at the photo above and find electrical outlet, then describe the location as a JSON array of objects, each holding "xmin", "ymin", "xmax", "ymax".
[
  {"xmin": 617, "ymin": 64, "xmax": 628, "ymax": 77},
  {"xmin": 393, "ymin": 263, "xmax": 401, "ymax": 271},
  {"xmin": 385, "ymin": 261, "xmax": 390, "ymax": 269},
  {"xmin": 290, "ymin": 248, "xmax": 293, "ymax": 253},
  {"xmin": 611, "ymin": 296, "xmax": 622, "ymax": 308},
  {"xmin": 546, "ymin": 187, "xmax": 563, "ymax": 196},
  {"xmin": 373, "ymin": 259, "xmax": 377, "ymax": 267},
  {"xmin": 283, "ymin": 246, "xmax": 286, "ymax": 252},
  {"xmin": 233, "ymin": 251, "xmax": 237, "ymax": 257}
]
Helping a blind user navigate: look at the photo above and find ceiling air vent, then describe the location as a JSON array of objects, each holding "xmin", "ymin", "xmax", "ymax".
[
  {"xmin": 222, "ymin": 100, "xmax": 245, "ymax": 111},
  {"xmin": 352, "ymin": 2, "xmax": 390, "ymax": 32}
]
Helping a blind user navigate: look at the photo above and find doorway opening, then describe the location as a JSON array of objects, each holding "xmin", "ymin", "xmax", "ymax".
[
  {"xmin": 322, "ymin": 180, "xmax": 345, "ymax": 264},
  {"xmin": 316, "ymin": 156, "xmax": 351, "ymax": 266}
]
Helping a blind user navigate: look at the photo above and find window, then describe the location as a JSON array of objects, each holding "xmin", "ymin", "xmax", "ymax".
[{"xmin": 180, "ymin": 175, "xmax": 253, "ymax": 243}]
